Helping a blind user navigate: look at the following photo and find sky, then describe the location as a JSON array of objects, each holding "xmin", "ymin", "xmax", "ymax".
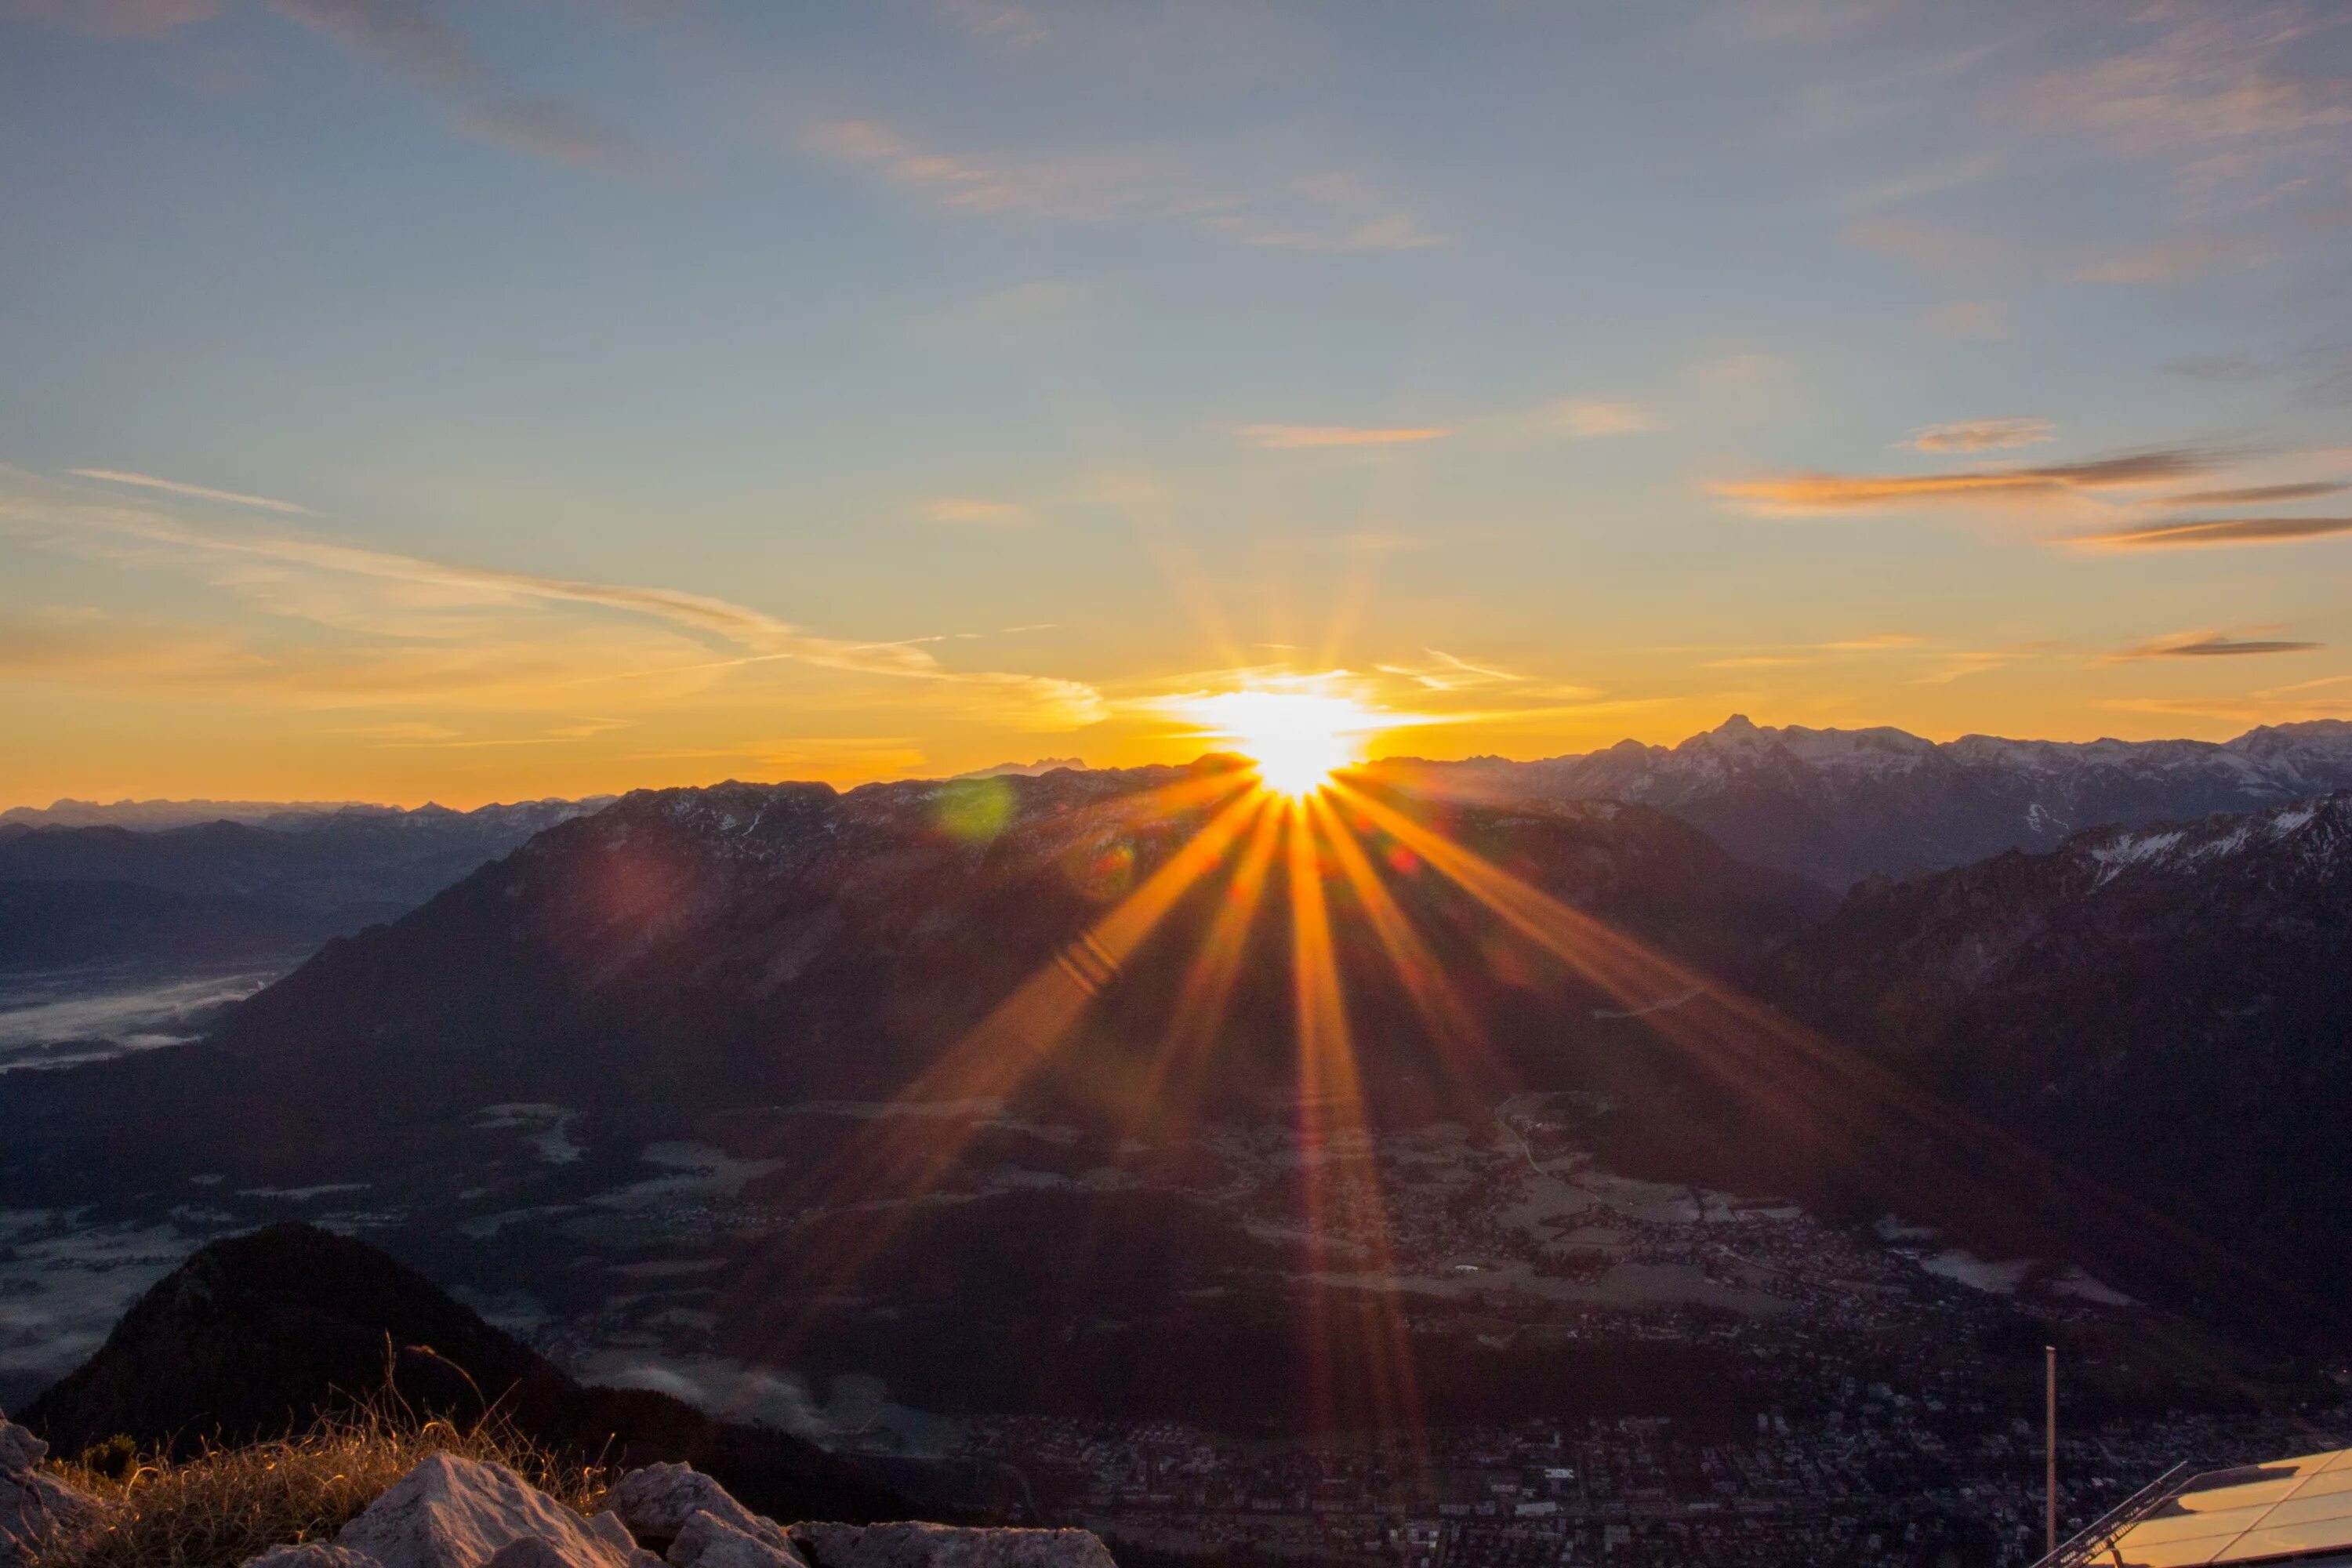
[{"xmin": 2, "ymin": 0, "xmax": 2350, "ymax": 808}]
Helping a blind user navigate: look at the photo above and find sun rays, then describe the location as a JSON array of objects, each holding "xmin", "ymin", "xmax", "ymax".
[
  {"xmin": 1173, "ymin": 684, "xmax": 1396, "ymax": 798},
  {"xmin": 740, "ymin": 743, "xmax": 2259, "ymax": 1458}
]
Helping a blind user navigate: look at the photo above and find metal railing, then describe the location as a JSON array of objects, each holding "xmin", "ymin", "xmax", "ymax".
[{"xmin": 2027, "ymin": 1461, "xmax": 2195, "ymax": 1568}]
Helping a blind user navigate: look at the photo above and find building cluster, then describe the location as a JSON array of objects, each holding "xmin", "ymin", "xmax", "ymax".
[{"xmin": 931, "ymin": 1396, "xmax": 2352, "ymax": 1568}]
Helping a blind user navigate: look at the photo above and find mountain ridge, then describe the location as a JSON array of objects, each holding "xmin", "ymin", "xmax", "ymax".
[
  {"xmin": 1761, "ymin": 788, "xmax": 2352, "ymax": 1312},
  {"xmin": 1379, "ymin": 715, "xmax": 2352, "ymax": 887}
]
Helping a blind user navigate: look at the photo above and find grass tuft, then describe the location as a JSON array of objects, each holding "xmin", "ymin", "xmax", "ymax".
[{"xmin": 31, "ymin": 1389, "xmax": 609, "ymax": 1568}]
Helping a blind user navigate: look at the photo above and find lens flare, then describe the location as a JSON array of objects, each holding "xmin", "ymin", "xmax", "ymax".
[{"xmin": 1181, "ymin": 688, "xmax": 1377, "ymax": 797}]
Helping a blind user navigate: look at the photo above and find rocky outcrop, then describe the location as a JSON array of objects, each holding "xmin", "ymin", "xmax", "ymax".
[
  {"xmin": 670, "ymin": 1511, "xmax": 805, "ymax": 1568},
  {"xmin": 220, "ymin": 1456, "xmax": 1108, "ymax": 1568},
  {"xmin": 0, "ymin": 1412, "xmax": 100, "ymax": 1568},
  {"xmin": 606, "ymin": 1464, "xmax": 787, "ymax": 1552},
  {"xmin": 332, "ymin": 1454, "xmax": 641, "ymax": 1568}
]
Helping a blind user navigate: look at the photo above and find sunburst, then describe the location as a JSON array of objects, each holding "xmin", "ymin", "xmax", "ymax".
[{"xmin": 1179, "ymin": 686, "xmax": 1382, "ymax": 797}]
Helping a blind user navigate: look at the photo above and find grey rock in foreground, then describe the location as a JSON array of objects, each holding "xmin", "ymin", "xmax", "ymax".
[
  {"xmin": 213, "ymin": 1451, "xmax": 1111, "ymax": 1568},
  {"xmin": 1, "ymin": 1413, "xmax": 102, "ymax": 1568},
  {"xmin": 791, "ymin": 1523, "xmax": 1116, "ymax": 1568},
  {"xmin": 669, "ymin": 1510, "xmax": 808, "ymax": 1568},
  {"xmin": 0, "ymin": 1423, "xmax": 44, "ymax": 1478},
  {"xmin": 607, "ymin": 1464, "xmax": 789, "ymax": 1552},
  {"xmin": 332, "ymin": 1454, "xmax": 633, "ymax": 1568}
]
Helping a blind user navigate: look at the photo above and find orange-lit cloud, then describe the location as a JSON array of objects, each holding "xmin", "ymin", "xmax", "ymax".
[
  {"xmin": 0, "ymin": 477, "xmax": 1107, "ymax": 726},
  {"xmin": 1905, "ymin": 417, "xmax": 2052, "ymax": 453},
  {"xmin": 1717, "ymin": 450, "xmax": 2213, "ymax": 513},
  {"xmin": 2150, "ymin": 482, "xmax": 2347, "ymax": 506},
  {"xmin": 2074, "ymin": 515, "xmax": 2352, "ymax": 549},
  {"xmin": 2111, "ymin": 631, "xmax": 2323, "ymax": 660}
]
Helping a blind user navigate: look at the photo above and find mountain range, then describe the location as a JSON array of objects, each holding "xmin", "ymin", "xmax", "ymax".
[
  {"xmin": 1383, "ymin": 715, "xmax": 2352, "ymax": 889},
  {"xmin": 3, "ymin": 760, "xmax": 1829, "ymax": 1178},
  {"xmin": 7, "ymin": 728, "xmax": 2352, "ymax": 1436},
  {"xmin": 1762, "ymin": 789, "xmax": 2352, "ymax": 1313},
  {"xmin": 0, "ymin": 799, "xmax": 608, "ymax": 974},
  {"xmin": 0, "ymin": 761, "xmax": 1843, "ymax": 1432},
  {"xmin": 2, "ymin": 799, "xmax": 390, "ymax": 831}
]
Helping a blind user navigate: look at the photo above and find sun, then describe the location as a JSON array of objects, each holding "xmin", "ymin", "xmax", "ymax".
[{"xmin": 1182, "ymin": 688, "xmax": 1375, "ymax": 797}]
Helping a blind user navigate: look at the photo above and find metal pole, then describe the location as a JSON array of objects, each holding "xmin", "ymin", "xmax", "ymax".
[{"xmin": 2046, "ymin": 1345, "xmax": 2059, "ymax": 1559}]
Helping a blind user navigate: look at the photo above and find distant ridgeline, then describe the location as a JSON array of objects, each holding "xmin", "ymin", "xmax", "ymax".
[
  {"xmin": 1380, "ymin": 714, "xmax": 2352, "ymax": 889},
  {"xmin": 0, "ymin": 798, "xmax": 608, "ymax": 972}
]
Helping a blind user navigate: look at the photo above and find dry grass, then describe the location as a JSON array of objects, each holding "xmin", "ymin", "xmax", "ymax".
[{"xmin": 32, "ymin": 1396, "xmax": 609, "ymax": 1568}]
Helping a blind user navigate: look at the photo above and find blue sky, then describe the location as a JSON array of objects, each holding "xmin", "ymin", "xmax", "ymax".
[{"xmin": 2, "ymin": 0, "xmax": 2349, "ymax": 805}]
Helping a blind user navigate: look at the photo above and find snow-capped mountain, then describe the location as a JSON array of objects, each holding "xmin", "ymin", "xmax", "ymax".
[
  {"xmin": 1386, "ymin": 716, "xmax": 2352, "ymax": 890},
  {"xmin": 1762, "ymin": 790, "xmax": 2352, "ymax": 1311}
]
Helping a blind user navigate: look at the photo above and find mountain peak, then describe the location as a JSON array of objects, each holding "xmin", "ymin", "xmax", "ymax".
[{"xmin": 21, "ymin": 1223, "xmax": 904, "ymax": 1519}]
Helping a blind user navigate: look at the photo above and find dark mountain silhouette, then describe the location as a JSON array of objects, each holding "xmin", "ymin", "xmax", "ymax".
[
  {"xmin": 0, "ymin": 799, "xmax": 382, "ymax": 831},
  {"xmin": 0, "ymin": 880, "xmax": 318, "ymax": 973},
  {"xmin": 1383, "ymin": 715, "xmax": 2352, "ymax": 890},
  {"xmin": 1762, "ymin": 790, "xmax": 2352, "ymax": 1311},
  {"xmin": 69, "ymin": 763, "xmax": 1824, "ymax": 1149},
  {"xmin": 0, "ymin": 800, "xmax": 605, "ymax": 970},
  {"xmin": 21, "ymin": 1222, "xmax": 908, "ymax": 1523}
]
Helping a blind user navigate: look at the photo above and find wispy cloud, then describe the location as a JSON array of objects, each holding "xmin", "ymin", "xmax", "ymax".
[
  {"xmin": 803, "ymin": 118, "xmax": 1446, "ymax": 252},
  {"xmin": 2074, "ymin": 514, "xmax": 2352, "ymax": 549},
  {"xmin": 1692, "ymin": 352, "xmax": 1787, "ymax": 390},
  {"xmin": 1374, "ymin": 649, "xmax": 1541, "ymax": 693},
  {"xmin": 2105, "ymin": 694, "xmax": 2352, "ymax": 724},
  {"xmin": 2112, "ymin": 630, "xmax": 2324, "ymax": 660},
  {"xmin": 1544, "ymin": 400, "xmax": 1664, "ymax": 438},
  {"xmin": 1697, "ymin": 633, "xmax": 1925, "ymax": 669},
  {"xmin": 2074, "ymin": 235, "xmax": 2263, "ymax": 285},
  {"xmin": 2150, "ymin": 481, "xmax": 2347, "ymax": 506},
  {"xmin": 263, "ymin": 0, "xmax": 662, "ymax": 178},
  {"xmin": 1717, "ymin": 449, "xmax": 2212, "ymax": 514},
  {"xmin": 71, "ymin": 469, "xmax": 313, "ymax": 515},
  {"xmin": 1232, "ymin": 424, "xmax": 1452, "ymax": 450},
  {"xmin": 1840, "ymin": 216, "xmax": 2013, "ymax": 274},
  {"xmin": 1920, "ymin": 299, "xmax": 2016, "ymax": 342},
  {"xmin": 937, "ymin": 0, "xmax": 1047, "ymax": 50},
  {"xmin": 2165, "ymin": 354, "xmax": 2270, "ymax": 383},
  {"xmin": 1905, "ymin": 417, "xmax": 2052, "ymax": 453},
  {"xmin": 452, "ymin": 100, "xmax": 667, "ymax": 178},
  {"xmin": 6, "ymin": 0, "xmax": 214, "ymax": 37},
  {"xmin": 1819, "ymin": 633, "xmax": 1923, "ymax": 651},
  {"xmin": 2024, "ymin": 7, "xmax": 2352, "ymax": 170},
  {"xmin": 1911, "ymin": 649, "xmax": 2031, "ymax": 685},
  {"xmin": 918, "ymin": 497, "xmax": 1029, "ymax": 525},
  {"xmin": 0, "ymin": 477, "xmax": 1104, "ymax": 725}
]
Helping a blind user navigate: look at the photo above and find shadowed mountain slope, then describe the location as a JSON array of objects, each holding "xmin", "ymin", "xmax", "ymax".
[
  {"xmin": 21, "ymin": 1222, "xmax": 907, "ymax": 1523},
  {"xmin": 1763, "ymin": 790, "xmax": 2352, "ymax": 1310}
]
